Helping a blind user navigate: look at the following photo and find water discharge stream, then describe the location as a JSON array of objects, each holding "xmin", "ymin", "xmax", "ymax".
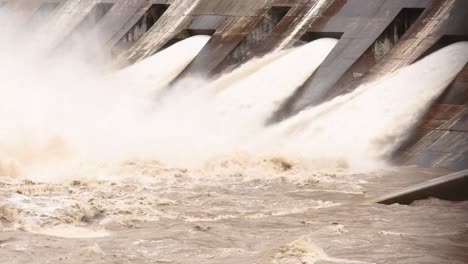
[
  {"xmin": 252, "ymin": 42, "xmax": 468, "ymax": 169},
  {"xmin": 0, "ymin": 17, "xmax": 467, "ymax": 180},
  {"xmin": 112, "ymin": 35, "xmax": 211, "ymax": 96}
]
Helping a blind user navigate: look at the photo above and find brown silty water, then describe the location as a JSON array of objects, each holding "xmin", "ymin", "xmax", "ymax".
[{"xmin": 1, "ymin": 163, "xmax": 467, "ymax": 264}]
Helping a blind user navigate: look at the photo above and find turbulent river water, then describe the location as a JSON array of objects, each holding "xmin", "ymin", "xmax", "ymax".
[{"xmin": 0, "ymin": 9, "xmax": 467, "ymax": 264}]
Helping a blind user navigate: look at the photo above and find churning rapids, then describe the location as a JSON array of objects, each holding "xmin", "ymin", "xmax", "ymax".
[{"xmin": 0, "ymin": 9, "xmax": 468, "ymax": 264}]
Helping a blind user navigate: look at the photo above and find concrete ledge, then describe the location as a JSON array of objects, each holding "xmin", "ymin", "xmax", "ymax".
[{"xmin": 362, "ymin": 169, "xmax": 468, "ymax": 205}]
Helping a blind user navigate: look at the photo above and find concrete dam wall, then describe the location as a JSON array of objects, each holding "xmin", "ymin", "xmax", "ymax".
[{"xmin": 3, "ymin": 0, "xmax": 467, "ymax": 171}]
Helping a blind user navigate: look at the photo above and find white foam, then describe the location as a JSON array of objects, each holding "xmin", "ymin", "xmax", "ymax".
[
  {"xmin": 113, "ymin": 35, "xmax": 211, "ymax": 96},
  {"xmin": 254, "ymin": 42, "xmax": 468, "ymax": 170},
  {"xmin": 27, "ymin": 224, "xmax": 110, "ymax": 238}
]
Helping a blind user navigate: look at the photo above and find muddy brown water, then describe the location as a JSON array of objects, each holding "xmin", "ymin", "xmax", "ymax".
[{"xmin": 0, "ymin": 162, "xmax": 466, "ymax": 264}]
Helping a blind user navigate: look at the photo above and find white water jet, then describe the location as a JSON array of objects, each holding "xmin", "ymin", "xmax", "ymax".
[
  {"xmin": 138, "ymin": 38, "xmax": 338, "ymax": 167},
  {"xmin": 0, "ymin": 18, "xmax": 211, "ymax": 180},
  {"xmin": 253, "ymin": 42, "xmax": 468, "ymax": 170},
  {"xmin": 214, "ymin": 38, "xmax": 338, "ymax": 130},
  {"xmin": 206, "ymin": 49, "xmax": 292, "ymax": 95},
  {"xmin": 113, "ymin": 35, "xmax": 211, "ymax": 96}
]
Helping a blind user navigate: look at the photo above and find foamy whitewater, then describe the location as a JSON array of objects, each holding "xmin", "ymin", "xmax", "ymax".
[
  {"xmin": 251, "ymin": 42, "xmax": 468, "ymax": 169},
  {"xmin": 0, "ymin": 8, "xmax": 467, "ymax": 182}
]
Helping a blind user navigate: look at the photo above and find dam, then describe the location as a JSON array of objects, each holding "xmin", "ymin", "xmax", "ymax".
[{"xmin": 0, "ymin": 0, "xmax": 467, "ymax": 263}]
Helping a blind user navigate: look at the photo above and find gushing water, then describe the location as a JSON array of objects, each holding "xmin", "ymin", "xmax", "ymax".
[
  {"xmin": 252, "ymin": 42, "xmax": 468, "ymax": 169},
  {"xmin": 146, "ymin": 38, "xmax": 338, "ymax": 167},
  {"xmin": 0, "ymin": 6, "xmax": 466, "ymax": 181},
  {"xmin": 112, "ymin": 35, "xmax": 211, "ymax": 96}
]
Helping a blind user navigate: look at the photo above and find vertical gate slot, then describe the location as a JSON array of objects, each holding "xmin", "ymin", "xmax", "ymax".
[
  {"xmin": 372, "ymin": 8, "xmax": 424, "ymax": 61},
  {"xmin": 112, "ymin": 4, "xmax": 170, "ymax": 55},
  {"xmin": 215, "ymin": 5, "xmax": 291, "ymax": 72}
]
